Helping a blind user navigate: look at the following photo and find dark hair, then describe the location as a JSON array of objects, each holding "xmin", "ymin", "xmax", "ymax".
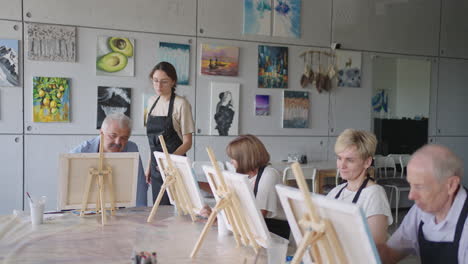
[{"xmin": 149, "ymin": 61, "xmax": 178, "ymax": 91}]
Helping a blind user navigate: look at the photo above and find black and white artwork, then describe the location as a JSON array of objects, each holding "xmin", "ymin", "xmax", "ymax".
[
  {"xmin": 27, "ymin": 23, "xmax": 76, "ymax": 62},
  {"xmin": 96, "ymin": 86, "xmax": 131, "ymax": 129},
  {"xmin": 210, "ymin": 82, "xmax": 239, "ymax": 136},
  {"xmin": 0, "ymin": 39, "xmax": 19, "ymax": 87}
]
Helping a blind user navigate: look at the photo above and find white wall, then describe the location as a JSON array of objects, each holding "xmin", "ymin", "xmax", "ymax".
[{"xmin": 1, "ymin": 0, "xmax": 468, "ymax": 213}]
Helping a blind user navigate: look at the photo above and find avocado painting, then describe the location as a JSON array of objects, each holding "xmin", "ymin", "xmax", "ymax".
[
  {"xmin": 96, "ymin": 36, "xmax": 134, "ymax": 76},
  {"xmin": 33, "ymin": 77, "xmax": 70, "ymax": 122}
]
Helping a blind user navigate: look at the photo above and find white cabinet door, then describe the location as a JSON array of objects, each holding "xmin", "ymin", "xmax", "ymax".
[{"xmin": 0, "ymin": 135, "xmax": 23, "ymax": 215}]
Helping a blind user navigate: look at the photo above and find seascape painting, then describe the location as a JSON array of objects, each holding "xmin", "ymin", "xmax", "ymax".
[
  {"xmin": 27, "ymin": 23, "xmax": 76, "ymax": 62},
  {"xmin": 273, "ymin": 0, "xmax": 301, "ymax": 38},
  {"xmin": 283, "ymin": 90, "xmax": 309, "ymax": 128},
  {"xmin": 210, "ymin": 82, "xmax": 240, "ymax": 136},
  {"xmin": 158, "ymin": 42, "xmax": 190, "ymax": 85},
  {"xmin": 33, "ymin": 77, "xmax": 70, "ymax": 122},
  {"xmin": 201, "ymin": 44, "xmax": 239, "ymax": 76},
  {"xmin": 255, "ymin": 94, "xmax": 270, "ymax": 116},
  {"xmin": 243, "ymin": 0, "xmax": 272, "ymax": 36},
  {"xmin": 96, "ymin": 86, "xmax": 131, "ymax": 129},
  {"xmin": 96, "ymin": 36, "xmax": 135, "ymax": 77},
  {"xmin": 0, "ymin": 39, "xmax": 19, "ymax": 87},
  {"xmin": 336, "ymin": 50, "xmax": 362, "ymax": 88},
  {"xmin": 258, "ymin": 45, "xmax": 288, "ymax": 88}
]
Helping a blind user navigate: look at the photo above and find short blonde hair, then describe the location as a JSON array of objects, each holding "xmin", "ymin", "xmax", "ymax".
[
  {"xmin": 226, "ymin": 134, "xmax": 270, "ymax": 174},
  {"xmin": 335, "ymin": 129, "xmax": 377, "ymax": 160}
]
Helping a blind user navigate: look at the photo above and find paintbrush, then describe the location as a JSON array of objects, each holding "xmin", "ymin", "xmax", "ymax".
[{"xmin": 26, "ymin": 192, "xmax": 34, "ymax": 204}]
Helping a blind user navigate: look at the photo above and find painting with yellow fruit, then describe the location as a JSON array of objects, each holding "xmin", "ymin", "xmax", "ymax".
[{"xmin": 33, "ymin": 77, "xmax": 70, "ymax": 122}]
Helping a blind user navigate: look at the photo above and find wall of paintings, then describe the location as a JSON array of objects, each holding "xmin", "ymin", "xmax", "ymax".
[{"xmin": 2, "ymin": 0, "xmax": 468, "ymax": 212}]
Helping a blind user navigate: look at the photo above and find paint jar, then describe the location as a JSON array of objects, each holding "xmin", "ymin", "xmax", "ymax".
[
  {"xmin": 30, "ymin": 196, "xmax": 47, "ymax": 226},
  {"xmin": 267, "ymin": 234, "xmax": 289, "ymax": 264}
]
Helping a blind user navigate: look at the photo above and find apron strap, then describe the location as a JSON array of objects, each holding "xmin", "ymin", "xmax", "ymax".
[{"xmin": 253, "ymin": 166, "xmax": 267, "ymax": 197}]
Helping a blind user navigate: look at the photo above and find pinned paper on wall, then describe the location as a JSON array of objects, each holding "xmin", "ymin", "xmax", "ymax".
[
  {"xmin": 27, "ymin": 23, "xmax": 76, "ymax": 62},
  {"xmin": 336, "ymin": 50, "xmax": 362, "ymax": 88}
]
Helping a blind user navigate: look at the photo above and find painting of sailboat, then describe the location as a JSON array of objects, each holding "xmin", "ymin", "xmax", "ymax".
[{"xmin": 201, "ymin": 44, "xmax": 239, "ymax": 76}]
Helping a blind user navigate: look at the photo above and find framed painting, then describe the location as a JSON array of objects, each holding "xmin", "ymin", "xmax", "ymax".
[
  {"xmin": 258, "ymin": 45, "xmax": 288, "ymax": 88},
  {"xmin": 0, "ymin": 39, "xmax": 19, "ymax": 87},
  {"xmin": 209, "ymin": 82, "xmax": 240, "ymax": 136},
  {"xmin": 96, "ymin": 86, "xmax": 131, "ymax": 129},
  {"xmin": 283, "ymin": 90, "xmax": 309, "ymax": 128},
  {"xmin": 158, "ymin": 42, "xmax": 190, "ymax": 85},
  {"xmin": 96, "ymin": 36, "xmax": 135, "ymax": 76},
  {"xmin": 201, "ymin": 44, "xmax": 239, "ymax": 76},
  {"xmin": 33, "ymin": 76, "xmax": 70, "ymax": 122}
]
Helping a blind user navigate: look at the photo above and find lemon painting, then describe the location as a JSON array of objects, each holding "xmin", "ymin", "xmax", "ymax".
[{"xmin": 33, "ymin": 77, "xmax": 70, "ymax": 122}]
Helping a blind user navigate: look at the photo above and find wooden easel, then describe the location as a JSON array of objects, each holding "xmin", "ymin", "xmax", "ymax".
[
  {"xmin": 80, "ymin": 133, "xmax": 116, "ymax": 225},
  {"xmin": 190, "ymin": 147, "xmax": 261, "ymax": 258},
  {"xmin": 290, "ymin": 162, "xmax": 347, "ymax": 264},
  {"xmin": 147, "ymin": 135, "xmax": 197, "ymax": 222}
]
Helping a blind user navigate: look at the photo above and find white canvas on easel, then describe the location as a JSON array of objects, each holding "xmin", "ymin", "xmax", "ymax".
[
  {"xmin": 154, "ymin": 151, "xmax": 204, "ymax": 214},
  {"xmin": 202, "ymin": 165, "xmax": 271, "ymax": 248},
  {"xmin": 276, "ymin": 184, "xmax": 381, "ymax": 264},
  {"xmin": 58, "ymin": 152, "xmax": 139, "ymax": 210}
]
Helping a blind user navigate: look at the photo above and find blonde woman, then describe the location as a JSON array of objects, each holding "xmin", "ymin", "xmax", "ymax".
[{"xmin": 327, "ymin": 129, "xmax": 393, "ymax": 244}]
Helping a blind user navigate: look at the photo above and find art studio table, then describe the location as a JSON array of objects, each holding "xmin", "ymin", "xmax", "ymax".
[{"xmin": 0, "ymin": 206, "xmax": 267, "ymax": 263}]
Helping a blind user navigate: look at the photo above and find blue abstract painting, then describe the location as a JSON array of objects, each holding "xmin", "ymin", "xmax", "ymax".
[
  {"xmin": 243, "ymin": 0, "xmax": 272, "ymax": 36},
  {"xmin": 273, "ymin": 0, "xmax": 301, "ymax": 38},
  {"xmin": 158, "ymin": 42, "xmax": 190, "ymax": 85},
  {"xmin": 258, "ymin": 45, "xmax": 288, "ymax": 88}
]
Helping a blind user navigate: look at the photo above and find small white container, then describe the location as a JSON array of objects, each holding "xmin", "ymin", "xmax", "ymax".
[
  {"xmin": 29, "ymin": 196, "xmax": 47, "ymax": 226},
  {"xmin": 267, "ymin": 234, "xmax": 289, "ymax": 264}
]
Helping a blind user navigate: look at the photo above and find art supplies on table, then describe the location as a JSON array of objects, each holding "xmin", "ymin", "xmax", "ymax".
[{"xmin": 131, "ymin": 251, "xmax": 157, "ymax": 264}]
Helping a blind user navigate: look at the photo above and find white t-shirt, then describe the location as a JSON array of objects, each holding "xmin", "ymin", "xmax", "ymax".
[
  {"xmin": 327, "ymin": 182, "xmax": 393, "ymax": 225},
  {"xmin": 248, "ymin": 166, "xmax": 286, "ymax": 220}
]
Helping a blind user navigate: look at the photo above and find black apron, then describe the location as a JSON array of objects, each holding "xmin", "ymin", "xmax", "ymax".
[
  {"xmin": 418, "ymin": 187, "xmax": 468, "ymax": 264},
  {"xmin": 253, "ymin": 166, "xmax": 291, "ymax": 240},
  {"xmin": 146, "ymin": 92, "xmax": 183, "ymax": 204},
  {"xmin": 334, "ymin": 176, "xmax": 374, "ymax": 203}
]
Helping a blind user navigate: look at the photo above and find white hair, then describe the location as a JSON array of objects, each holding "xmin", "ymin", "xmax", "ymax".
[{"xmin": 101, "ymin": 113, "xmax": 132, "ymax": 132}]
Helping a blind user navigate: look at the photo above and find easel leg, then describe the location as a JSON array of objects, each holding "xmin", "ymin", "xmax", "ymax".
[
  {"xmin": 80, "ymin": 172, "xmax": 94, "ymax": 216},
  {"xmin": 292, "ymin": 230, "xmax": 315, "ymax": 264},
  {"xmin": 190, "ymin": 199, "xmax": 226, "ymax": 258},
  {"xmin": 107, "ymin": 172, "xmax": 116, "ymax": 215},
  {"xmin": 98, "ymin": 175, "xmax": 106, "ymax": 225},
  {"xmin": 147, "ymin": 182, "xmax": 169, "ymax": 222}
]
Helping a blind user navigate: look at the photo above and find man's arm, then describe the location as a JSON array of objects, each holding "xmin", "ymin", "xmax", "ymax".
[{"xmin": 377, "ymin": 243, "xmax": 408, "ymax": 264}]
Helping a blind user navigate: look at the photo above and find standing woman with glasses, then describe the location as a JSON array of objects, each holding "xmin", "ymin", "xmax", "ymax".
[{"xmin": 145, "ymin": 61, "xmax": 195, "ymax": 205}]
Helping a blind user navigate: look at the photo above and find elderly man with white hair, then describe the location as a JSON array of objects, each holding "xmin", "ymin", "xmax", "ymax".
[
  {"xmin": 378, "ymin": 144, "xmax": 467, "ymax": 264},
  {"xmin": 70, "ymin": 113, "xmax": 148, "ymax": 207}
]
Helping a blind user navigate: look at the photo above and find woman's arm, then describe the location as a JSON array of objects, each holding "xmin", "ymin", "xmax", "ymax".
[
  {"xmin": 173, "ymin": 133, "xmax": 192, "ymax": 156},
  {"xmin": 145, "ymin": 156, "xmax": 152, "ymax": 184},
  {"xmin": 367, "ymin": 214, "xmax": 389, "ymax": 245}
]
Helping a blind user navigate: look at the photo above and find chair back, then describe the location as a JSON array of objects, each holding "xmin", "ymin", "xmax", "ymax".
[
  {"xmin": 374, "ymin": 155, "xmax": 396, "ymax": 178},
  {"xmin": 282, "ymin": 166, "xmax": 317, "ymax": 193},
  {"xmin": 192, "ymin": 161, "xmax": 225, "ymax": 182}
]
